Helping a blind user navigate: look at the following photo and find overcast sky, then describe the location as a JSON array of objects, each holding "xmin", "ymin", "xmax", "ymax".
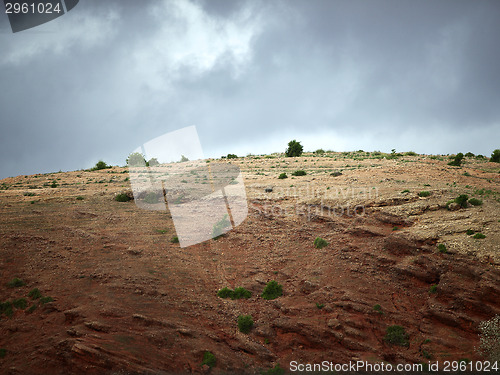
[{"xmin": 0, "ymin": 0, "xmax": 499, "ymax": 178}]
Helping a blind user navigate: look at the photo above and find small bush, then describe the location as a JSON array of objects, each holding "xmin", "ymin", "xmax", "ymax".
[
  {"xmin": 330, "ymin": 171, "xmax": 342, "ymax": 177},
  {"xmin": 285, "ymin": 140, "xmax": 304, "ymax": 157},
  {"xmin": 27, "ymin": 304, "xmax": 37, "ymax": 313},
  {"xmin": 468, "ymin": 198, "xmax": 483, "ymax": 206},
  {"xmin": 0, "ymin": 348, "xmax": 6, "ymax": 358},
  {"xmin": 143, "ymin": 192, "xmax": 159, "ymax": 204},
  {"xmin": 232, "ymin": 287, "xmax": 252, "ymax": 300},
  {"xmin": 115, "ymin": 193, "xmax": 131, "ymax": 202},
  {"xmin": 180, "ymin": 155, "xmax": 189, "ymax": 162},
  {"xmin": 373, "ymin": 304, "xmax": 383, "ymax": 313},
  {"xmin": 418, "ymin": 191, "xmax": 431, "ymax": 197},
  {"xmin": 127, "ymin": 152, "xmax": 147, "ymax": 166},
  {"xmin": 7, "ymin": 278, "xmax": 25, "ymax": 288},
  {"xmin": 76, "ymin": 196, "xmax": 84, "ymax": 200},
  {"xmin": 40, "ymin": 296, "xmax": 53, "ymax": 304},
  {"xmin": 437, "ymin": 244, "xmax": 447, "ymax": 253},
  {"xmin": 292, "ymin": 170, "xmax": 306, "ymax": 176},
  {"xmin": 237, "ymin": 315, "xmax": 254, "ymax": 334},
  {"xmin": 465, "ymin": 152, "xmax": 475, "ymax": 158},
  {"xmin": 429, "ymin": 285, "xmax": 438, "ymax": 294},
  {"xmin": 171, "ymin": 236, "xmax": 179, "ymax": 243},
  {"xmin": 201, "ymin": 351, "xmax": 216, "ymax": 368},
  {"xmin": 262, "ymin": 364, "xmax": 285, "ymax": 375},
  {"xmin": 315, "ymin": 149, "xmax": 325, "ymax": 155},
  {"xmin": 313, "ymin": 237, "xmax": 328, "ymax": 249},
  {"xmin": 50, "ymin": 181, "xmax": 58, "ymax": 188},
  {"xmin": 473, "ymin": 233, "xmax": 486, "ymax": 239},
  {"xmin": 316, "ymin": 303, "xmax": 324, "ymax": 309},
  {"xmin": 212, "ymin": 214, "xmax": 231, "ymax": 239},
  {"xmin": 405, "ymin": 151, "xmax": 417, "ymax": 156},
  {"xmin": 217, "ymin": 287, "xmax": 233, "ymax": 299},
  {"xmin": 23, "ymin": 192, "xmax": 36, "ymax": 196},
  {"xmin": 466, "ymin": 229, "xmax": 475, "ymax": 236},
  {"xmin": 454, "ymin": 194, "xmax": 469, "ymax": 208},
  {"xmin": 29, "ymin": 288, "xmax": 42, "ymax": 299},
  {"xmin": 384, "ymin": 325, "xmax": 409, "ymax": 347},
  {"xmin": 148, "ymin": 158, "xmax": 159, "ymax": 166},
  {"xmin": 401, "ymin": 189, "xmax": 410, "ymax": 193},
  {"xmin": 261, "ymin": 280, "xmax": 283, "ymax": 300},
  {"xmin": 13, "ymin": 298, "xmax": 27, "ymax": 309},
  {"xmin": 278, "ymin": 173, "xmax": 288, "ymax": 179},
  {"xmin": 448, "ymin": 153, "xmax": 464, "ymax": 167},
  {"xmin": 92, "ymin": 160, "xmax": 110, "ymax": 171},
  {"xmin": 0, "ymin": 301, "xmax": 13, "ymax": 317},
  {"xmin": 490, "ymin": 149, "xmax": 500, "ymax": 163},
  {"xmin": 227, "ymin": 154, "xmax": 238, "ymax": 159}
]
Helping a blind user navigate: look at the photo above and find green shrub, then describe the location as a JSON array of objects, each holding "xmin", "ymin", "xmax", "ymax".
[
  {"xmin": 27, "ymin": 304, "xmax": 37, "ymax": 313},
  {"xmin": 437, "ymin": 244, "xmax": 447, "ymax": 253},
  {"xmin": 201, "ymin": 351, "xmax": 216, "ymax": 368},
  {"xmin": 454, "ymin": 194, "xmax": 469, "ymax": 208},
  {"xmin": 0, "ymin": 348, "xmax": 6, "ymax": 358},
  {"xmin": 76, "ymin": 196, "xmax": 84, "ymax": 200},
  {"xmin": 285, "ymin": 140, "xmax": 303, "ymax": 157},
  {"xmin": 316, "ymin": 303, "xmax": 324, "ymax": 309},
  {"xmin": 418, "ymin": 191, "xmax": 431, "ymax": 197},
  {"xmin": 40, "ymin": 296, "xmax": 53, "ymax": 304},
  {"xmin": 232, "ymin": 287, "xmax": 252, "ymax": 300},
  {"xmin": 373, "ymin": 304, "xmax": 383, "ymax": 313},
  {"xmin": 292, "ymin": 170, "xmax": 306, "ymax": 176},
  {"xmin": 212, "ymin": 214, "xmax": 231, "ymax": 239},
  {"xmin": 50, "ymin": 181, "xmax": 58, "ymax": 188},
  {"xmin": 0, "ymin": 301, "xmax": 13, "ymax": 317},
  {"xmin": 466, "ymin": 229, "xmax": 475, "ymax": 236},
  {"xmin": 127, "ymin": 152, "xmax": 147, "ymax": 166},
  {"xmin": 278, "ymin": 173, "xmax": 288, "ymax": 179},
  {"xmin": 217, "ymin": 287, "xmax": 233, "ymax": 299},
  {"xmin": 422, "ymin": 350, "xmax": 432, "ymax": 359},
  {"xmin": 405, "ymin": 151, "xmax": 417, "ymax": 156},
  {"xmin": 29, "ymin": 288, "xmax": 42, "ymax": 299},
  {"xmin": 262, "ymin": 364, "xmax": 285, "ymax": 375},
  {"xmin": 473, "ymin": 233, "xmax": 486, "ymax": 239},
  {"xmin": 384, "ymin": 325, "xmax": 409, "ymax": 347},
  {"xmin": 490, "ymin": 149, "xmax": 500, "ymax": 163},
  {"xmin": 23, "ymin": 192, "xmax": 36, "ymax": 196},
  {"xmin": 313, "ymin": 237, "xmax": 328, "ymax": 249},
  {"xmin": 261, "ymin": 280, "xmax": 283, "ymax": 300},
  {"xmin": 148, "ymin": 158, "xmax": 159, "ymax": 166},
  {"xmin": 171, "ymin": 236, "xmax": 179, "ymax": 243},
  {"xmin": 401, "ymin": 189, "xmax": 410, "ymax": 193},
  {"xmin": 92, "ymin": 160, "xmax": 110, "ymax": 170},
  {"xmin": 7, "ymin": 277, "xmax": 25, "ymax": 288},
  {"xmin": 330, "ymin": 171, "xmax": 342, "ymax": 177},
  {"xmin": 227, "ymin": 154, "xmax": 238, "ymax": 159},
  {"xmin": 429, "ymin": 285, "xmax": 437, "ymax": 294},
  {"xmin": 115, "ymin": 193, "xmax": 131, "ymax": 202},
  {"xmin": 468, "ymin": 198, "xmax": 483, "ymax": 206},
  {"xmin": 12, "ymin": 298, "xmax": 27, "ymax": 309},
  {"xmin": 448, "ymin": 153, "xmax": 464, "ymax": 167},
  {"xmin": 143, "ymin": 192, "xmax": 159, "ymax": 204},
  {"xmin": 315, "ymin": 149, "xmax": 325, "ymax": 155},
  {"xmin": 465, "ymin": 152, "xmax": 475, "ymax": 158},
  {"xmin": 392, "ymin": 226, "xmax": 399, "ymax": 231},
  {"xmin": 180, "ymin": 155, "xmax": 189, "ymax": 162},
  {"xmin": 237, "ymin": 315, "xmax": 254, "ymax": 334}
]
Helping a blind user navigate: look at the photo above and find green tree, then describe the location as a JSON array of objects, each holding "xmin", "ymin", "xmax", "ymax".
[
  {"xmin": 127, "ymin": 152, "xmax": 147, "ymax": 167},
  {"xmin": 285, "ymin": 140, "xmax": 303, "ymax": 157},
  {"xmin": 148, "ymin": 158, "xmax": 159, "ymax": 166},
  {"xmin": 491, "ymin": 149, "xmax": 500, "ymax": 163}
]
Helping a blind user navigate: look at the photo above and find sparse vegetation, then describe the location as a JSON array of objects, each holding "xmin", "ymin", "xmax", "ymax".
[
  {"xmin": 285, "ymin": 140, "xmax": 303, "ymax": 157},
  {"xmin": 261, "ymin": 280, "xmax": 283, "ymax": 300},
  {"xmin": 448, "ymin": 153, "xmax": 464, "ymax": 167},
  {"xmin": 401, "ymin": 189, "xmax": 410, "ymax": 193},
  {"xmin": 278, "ymin": 172, "xmax": 288, "ymax": 179},
  {"xmin": 40, "ymin": 296, "xmax": 53, "ymax": 304},
  {"xmin": 7, "ymin": 277, "xmax": 25, "ymax": 288},
  {"xmin": 454, "ymin": 194, "xmax": 469, "ymax": 208},
  {"xmin": 217, "ymin": 287, "xmax": 252, "ymax": 300},
  {"xmin": 180, "ymin": 155, "xmax": 189, "ymax": 162},
  {"xmin": 429, "ymin": 285, "xmax": 438, "ymax": 294},
  {"xmin": 12, "ymin": 298, "xmax": 27, "ymax": 309},
  {"xmin": 384, "ymin": 325, "xmax": 409, "ymax": 347},
  {"xmin": 418, "ymin": 191, "xmax": 431, "ymax": 197},
  {"xmin": 237, "ymin": 315, "xmax": 254, "ymax": 334},
  {"xmin": 316, "ymin": 303, "xmax": 325, "ymax": 309},
  {"xmin": 466, "ymin": 229, "xmax": 475, "ymax": 236},
  {"xmin": 28, "ymin": 288, "xmax": 42, "ymax": 299},
  {"xmin": 315, "ymin": 149, "xmax": 325, "ymax": 155},
  {"xmin": 212, "ymin": 214, "xmax": 231, "ymax": 239},
  {"xmin": 0, "ymin": 301, "xmax": 13, "ymax": 317},
  {"xmin": 115, "ymin": 193, "xmax": 131, "ymax": 202},
  {"xmin": 473, "ymin": 233, "xmax": 486, "ymax": 239},
  {"xmin": 313, "ymin": 237, "xmax": 328, "ymax": 249},
  {"xmin": 92, "ymin": 160, "xmax": 111, "ymax": 171},
  {"xmin": 468, "ymin": 198, "xmax": 483, "ymax": 206},
  {"xmin": 171, "ymin": 236, "xmax": 179, "ymax": 243},
  {"xmin": 437, "ymin": 244, "xmax": 447, "ymax": 253},
  {"xmin": 490, "ymin": 149, "xmax": 500, "ymax": 163},
  {"xmin": 227, "ymin": 154, "xmax": 238, "ymax": 159},
  {"xmin": 291, "ymin": 170, "xmax": 306, "ymax": 176},
  {"xmin": 373, "ymin": 304, "xmax": 383, "ymax": 313},
  {"xmin": 76, "ymin": 196, "xmax": 84, "ymax": 200},
  {"xmin": 201, "ymin": 351, "xmax": 216, "ymax": 368}
]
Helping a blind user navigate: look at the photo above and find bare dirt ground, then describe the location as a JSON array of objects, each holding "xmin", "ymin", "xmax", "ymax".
[{"xmin": 1, "ymin": 151, "xmax": 499, "ymax": 374}]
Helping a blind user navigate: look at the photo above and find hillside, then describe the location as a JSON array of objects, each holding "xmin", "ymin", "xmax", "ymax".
[{"xmin": 1, "ymin": 151, "xmax": 499, "ymax": 374}]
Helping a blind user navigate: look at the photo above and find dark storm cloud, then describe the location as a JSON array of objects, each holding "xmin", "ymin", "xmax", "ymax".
[{"xmin": 0, "ymin": 0, "xmax": 499, "ymax": 178}]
